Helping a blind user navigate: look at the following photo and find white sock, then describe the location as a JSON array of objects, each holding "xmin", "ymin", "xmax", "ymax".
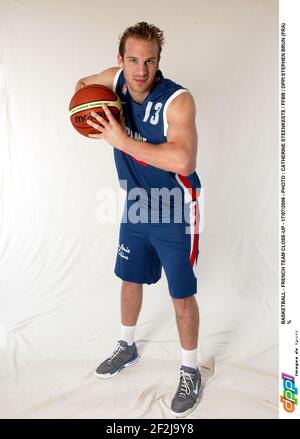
[
  {"xmin": 181, "ymin": 347, "xmax": 198, "ymax": 370},
  {"xmin": 121, "ymin": 324, "xmax": 136, "ymax": 346}
]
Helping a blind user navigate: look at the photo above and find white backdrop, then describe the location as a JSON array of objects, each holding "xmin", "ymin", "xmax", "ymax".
[{"xmin": 0, "ymin": 0, "xmax": 278, "ymax": 418}]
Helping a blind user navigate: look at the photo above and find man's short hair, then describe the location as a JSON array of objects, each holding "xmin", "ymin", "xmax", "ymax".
[{"xmin": 119, "ymin": 21, "xmax": 164, "ymax": 59}]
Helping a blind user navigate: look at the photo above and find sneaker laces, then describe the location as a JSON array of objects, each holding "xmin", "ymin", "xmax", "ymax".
[
  {"xmin": 178, "ymin": 369, "xmax": 197, "ymax": 398},
  {"xmin": 105, "ymin": 342, "xmax": 127, "ymax": 364}
]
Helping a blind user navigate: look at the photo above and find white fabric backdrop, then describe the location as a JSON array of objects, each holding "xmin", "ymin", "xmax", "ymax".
[{"xmin": 0, "ymin": 0, "xmax": 278, "ymax": 418}]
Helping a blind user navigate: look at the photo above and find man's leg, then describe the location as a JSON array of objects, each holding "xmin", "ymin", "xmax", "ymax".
[
  {"xmin": 172, "ymin": 295, "xmax": 199, "ymax": 350},
  {"xmin": 95, "ymin": 280, "xmax": 142, "ymax": 379},
  {"xmin": 121, "ymin": 280, "xmax": 143, "ymax": 326},
  {"xmin": 170, "ymin": 295, "xmax": 201, "ymax": 417},
  {"xmin": 120, "ymin": 280, "xmax": 143, "ymax": 345}
]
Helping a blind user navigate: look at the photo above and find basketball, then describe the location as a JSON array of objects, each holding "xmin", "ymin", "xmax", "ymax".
[{"xmin": 69, "ymin": 84, "xmax": 122, "ymax": 137}]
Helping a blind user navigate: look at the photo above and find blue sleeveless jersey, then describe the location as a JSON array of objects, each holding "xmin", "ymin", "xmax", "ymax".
[{"xmin": 113, "ymin": 69, "xmax": 201, "ymax": 218}]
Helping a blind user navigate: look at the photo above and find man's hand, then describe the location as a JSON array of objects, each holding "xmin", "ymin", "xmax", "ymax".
[{"xmin": 87, "ymin": 104, "xmax": 128, "ymax": 149}]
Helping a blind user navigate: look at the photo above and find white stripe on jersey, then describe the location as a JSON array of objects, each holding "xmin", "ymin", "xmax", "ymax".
[
  {"xmin": 113, "ymin": 68, "xmax": 122, "ymax": 92},
  {"xmin": 163, "ymin": 89, "xmax": 188, "ymax": 137}
]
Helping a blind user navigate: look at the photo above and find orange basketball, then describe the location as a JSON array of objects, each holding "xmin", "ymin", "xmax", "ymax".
[{"xmin": 69, "ymin": 84, "xmax": 122, "ymax": 137}]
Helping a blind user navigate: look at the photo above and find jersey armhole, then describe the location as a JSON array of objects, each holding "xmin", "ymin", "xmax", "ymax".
[
  {"xmin": 113, "ymin": 68, "xmax": 123, "ymax": 92},
  {"xmin": 163, "ymin": 89, "xmax": 189, "ymax": 137}
]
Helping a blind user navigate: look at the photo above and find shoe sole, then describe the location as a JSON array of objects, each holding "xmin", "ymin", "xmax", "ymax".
[
  {"xmin": 170, "ymin": 407, "xmax": 194, "ymax": 418},
  {"xmin": 170, "ymin": 398, "xmax": 199, "ymax": 418},
  {"xmin": 95, "ymin": 355, "xmax": 139, "ymax": 379}
]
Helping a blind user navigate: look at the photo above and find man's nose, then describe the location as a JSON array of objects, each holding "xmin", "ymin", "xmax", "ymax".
[{"xmin": 136, "ymin": 62, "xmax": 147, "ymax": 75}]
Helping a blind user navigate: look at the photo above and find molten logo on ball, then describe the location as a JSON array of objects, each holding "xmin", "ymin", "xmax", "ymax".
[{"xmin": 75, "ymin": 110, "xmax": 107, "ymax": 125}]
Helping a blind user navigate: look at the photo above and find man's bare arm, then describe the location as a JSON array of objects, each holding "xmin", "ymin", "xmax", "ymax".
[
  {"xmin": 117, "ymin": 92, "xmax": 198, "ymax": 176},
  {"xmin": 75, "ymin": 67, "xmax": 120, "ymax": 92},
  {"xmin": 87, "ymin": 91, "xmax": 198, "ymax": 177}
]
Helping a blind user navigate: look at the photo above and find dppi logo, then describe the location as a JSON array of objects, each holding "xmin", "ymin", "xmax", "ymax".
[{"xmin": 280, "ymin": 372, "xmax": 298, "ymax": 413}]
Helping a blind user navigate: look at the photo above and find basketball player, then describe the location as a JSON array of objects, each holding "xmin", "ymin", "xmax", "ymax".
[{"xmin": 75, "ymin": 22, "xmax": 201, "ymax": 418}]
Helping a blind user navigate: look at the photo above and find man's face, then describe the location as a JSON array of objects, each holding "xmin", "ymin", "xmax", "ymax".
[{"xmin": 118, "ymin": 37, "xmax": 160, "ymax": 102}]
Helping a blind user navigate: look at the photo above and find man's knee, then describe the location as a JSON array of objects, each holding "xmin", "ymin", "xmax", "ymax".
[
  {"xmin": 172, "ymin": 295, "xmax": 197, "ymax": 316},
  {"xmin": 122, "ymin": 280, "xmax": 143, "ymax": 293}
]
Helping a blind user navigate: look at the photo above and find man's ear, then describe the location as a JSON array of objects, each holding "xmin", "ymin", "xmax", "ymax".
[{"xmin": 117, "ymin": 53, "xmax": 123, "ymax": 67}]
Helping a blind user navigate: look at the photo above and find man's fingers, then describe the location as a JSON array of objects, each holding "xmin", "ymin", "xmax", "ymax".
[
  {"xmin": 121, "ymin": 116, "xmax": 126, "ymax": 128},
  {"xmin": 90, "ymin": 111, "xmax": 108, "ymax": 126},
  {"xmin": 87, "ymin": 118, "xmax": 104, "ymax": 132},
  {"xmin": 88, "ymin": 133, "xmax": 103, "ymax": 139},
  {"xmin": 102, "ymin": 104, "xmax": 116, "ymax": 124}
]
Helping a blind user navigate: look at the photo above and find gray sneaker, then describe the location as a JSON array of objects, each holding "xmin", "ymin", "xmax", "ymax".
[
  {"xmin": 170, "ymin": 365, "xmax": 201, "ymax": 417},
  {"xmin": 95, "ymin": 340, "xmax": 138, "ymax": 379}
]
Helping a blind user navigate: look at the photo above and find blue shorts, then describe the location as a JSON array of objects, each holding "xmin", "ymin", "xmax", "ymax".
[{"xmin": 114, "ymin": 201, "xmax": 200, "ymax": 299}]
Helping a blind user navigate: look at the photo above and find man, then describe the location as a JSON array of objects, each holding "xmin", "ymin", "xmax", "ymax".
[{"xmin": 75, "ymin": 22, "xmax": 201, "ymax": 418}]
